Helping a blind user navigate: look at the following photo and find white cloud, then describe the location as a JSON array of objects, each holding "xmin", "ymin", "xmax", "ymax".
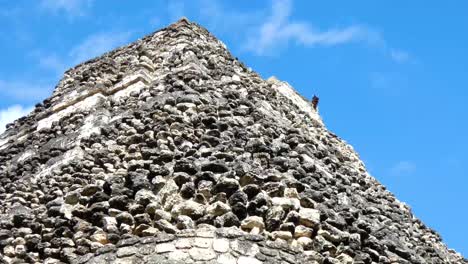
[
  {"xmin": 0, "ymin": 80, "xmax": 52, "ymax": 102},
  {"xmin": 69, "ymin": 32, "xmax": 133, "ymax": 64},
  {"xmin": 159, "ymin": 0, "xmax": 405, "ymax": 60},
  {"xmin": 159, "ymin": 0, "xmax": 262, "ymax": 41},
  {"xmin": 390, "ymin": 161, "xmax": 416, "ymax": 176},
  {"xmin": 40, "ymin": 0, "xmax": 93, "ymax": 18},
  {"xmin": 0, "ymin": 105, "xmax": 33, "ymax": 134},
  {"xmin": 38, "ymin": 54, "xmax": 67, "ymax": 75},
  {"xmin": 245, "ymin": 0, "xmax": 381, "ymax": 56},
  {"xmin": 197, "ymin": 0, "xmax": 262, "ymax": 34},
  {"xmin": 38, "ymin": 31, "xmax": 133, "ymax": 75},
  {"xmin": 390, "ymin": 49, "xmax": 411, "ymax": 63}
]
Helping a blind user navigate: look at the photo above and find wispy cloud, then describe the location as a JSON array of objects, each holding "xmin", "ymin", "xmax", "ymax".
[
  {"xmin": 160, "ymin": 0, "xmax": 262, "ymax": 44},
  {"xmin": 38, "ymin": 54, "xmax": 67, "ymax": 75},
  {"xmin": 197, "ymin": 0, "xmax": 263, "ymax": 34},
  {"xmin": 390, "ymin": 161, "xmax": 416, "ymax": 176},
  {"xmin": 0, "ymin": 105, "xmax": 34, "ymax": 134},
  {"xmin": 38, "ymin": 31, "xmax": 133, "ymax": 75},
  {"xmin": 69, "ymin": 31, "xmax": 132, "ymax": 64},
  {"xmin": 39, "ymin": 0, "xmax": 94, "ymax": 18},
  {"xmin": 159, "ymin": 0, "xmax": 409, "ymax": 61},
  {"xmin": 0, "ymin": 79, "xmax": 52, "ymax": 102},
  {"xmin": 390, "ymin": 49, "xmax": 411, "ymax": 63},
  {"xmin": 244, "ymin": 0, "xmax": 381, "ymax": 56}
]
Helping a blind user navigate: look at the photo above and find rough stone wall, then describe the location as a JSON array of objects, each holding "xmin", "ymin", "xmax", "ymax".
[
  {"xmin": 79, "ymin": 227, "xmax": 313, "ymax": 264},
  {"xmin": 0, "ymin": 19, "xmax": 466, "ymax": 264}
]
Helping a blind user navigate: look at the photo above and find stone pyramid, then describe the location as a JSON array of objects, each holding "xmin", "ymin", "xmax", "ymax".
[{"xmin": 0, "ymin": 18, "xmax": 465, "ymax": 264}]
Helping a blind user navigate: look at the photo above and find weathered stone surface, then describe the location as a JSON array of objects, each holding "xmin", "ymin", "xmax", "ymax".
[
  {"xmin": 116, "ymin": 246, "xmax": 136, "ymax": 258},
  {"xmin": 0, "ymin": 17, "xmax": 465, "ymax": 264},
  {"xmin": 171, "ymin": 200, "xmax": 205, "ymax": 220},
  {"xmin": 174, "ymin": 238, "xmax": 192, "ymax": 249},
  {"xmin": 230, "ymin": 240, "xmax": 259, "ymax": 257},
  {"xmin": 212, "ymin": 238, "xmax": 230, "ymax": 253},
  {"xmin": 241, "ymin": 216, "xmax": 265, "ymax": 234},
  {"xmin": 299, "ymin": 208, "xmax": 321, "ymax": 228},
  {"xmin": 217, "ymin": 253, "xmax": 237, "ymax": 264},
  {"xmin": 238, "ymin": 256, "xmax": 262, "ymax": 264},
  {"xmin": 189, "ymin": 247, "xmax": 216, "ymax": 261},
  {"xmin": 294, "ymin": 225, "xmax": 313, "ymax": 238},
  {"xmin": 194, "ymin": 237, "xmax": 212, "ymax": 248},
  {"xmin": 155, "ymin": 242, "xmax": 176, "ymax": 253},
  {"xmin": 206, "ymin": 201, "xmax": 231, "ymax": 217},
  {"xmin": 272, "ymin": 231, "xmax": 293, "ymax": 241},
  {"xmin": 296, "ymin": 237, "xmax": 313, "ymax": 249}
]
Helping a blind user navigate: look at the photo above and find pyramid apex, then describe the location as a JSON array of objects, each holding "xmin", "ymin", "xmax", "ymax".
[
  {"xmin": 166, "ymin": 17, "xmax": 191, "ymax": 28},
  {"xmin": 178, "ymin": 16, "xmax": 190, "ymax": 23}
]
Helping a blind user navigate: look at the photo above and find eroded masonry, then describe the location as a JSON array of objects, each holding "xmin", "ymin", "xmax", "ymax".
[{"xmin": 0, "ymin": 18, "xmax": 466, "ymax": 264}]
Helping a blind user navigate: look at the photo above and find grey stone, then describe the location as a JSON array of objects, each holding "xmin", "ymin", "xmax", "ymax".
[
  {"xmin": 237, "ymin": 256, "xmax": 263, "ymax": 264},
  {"xmin": 167, "ymin": 250, "xmax": 190, "ymax": 262},
  {"xmin": 215, "ymin": 212, "xmax": 240, "ymax": 228},
  {"xmin": 231, "ymin": 240, "xmax": 259, "ymax": 256},
  {"xmin": 154, "ymin": 233, "xmax": 175, "ymax": 243},
  {"xmin": 155, "ymin": 242, "xmax": 176, "ymax": 253},
  {"xmin": 134, "ymin": 189, "xmax": 157, "ymax": 206},
  {"xmin": 214, "ymin": 178, "xmax": 240, "ymax": 196},
  {"xmin": 213, "ymin": 238, "xmax": 230, "ymax": 253},
  {"xmin": 206, "ymin": 201, "xmax": 231, "ymax": 217},
  {"xmin": 176, "ymin": 215, "xmax": 195, "ymax": 230},
  {"xmin": 188, "ymin": 247, "xmax": 216, "ymax": 261},
  {"xmin": 175, "ymin": 238, "xmax": 193, "ymax": 249},
  {"xmin": 299, "ymin": 208, "xmax": 321, "ymax": 228},
  {"xmin": 195, "ymin": 228, "xmax": 216, "ymax": 238},
  {"xmin": 194, "ymin": 237, "xmax": 212, "ymax": 248},
  {"xmin": 217, "ymin": 253, "xmax": 237, "ymax": 264},
  {"xmin": 116, "ymin": 246, "xmax": 137, "ymax": 258},
  {"xmin": 241, "ymin": 216, "xmax": 265, "ymax": 234},
  {"xmin": 171, "ymin": 200, "xmax": 205, "ymax": 220}
]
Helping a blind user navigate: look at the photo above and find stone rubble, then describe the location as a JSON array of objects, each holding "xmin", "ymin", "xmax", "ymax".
[{"xmin": 0, "ymin": 18, "xmax": 466, "ymax": 264}]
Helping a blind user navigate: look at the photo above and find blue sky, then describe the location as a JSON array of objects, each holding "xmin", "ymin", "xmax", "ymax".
[{"xmin": 0, "ymin": 0, "xmax": 466, "ymax": 256}]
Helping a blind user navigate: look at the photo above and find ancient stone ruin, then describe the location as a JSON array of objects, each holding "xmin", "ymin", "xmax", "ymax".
[{"xmin": 0, "ymin": 18, "xmax": 466, "ymax": 264}]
